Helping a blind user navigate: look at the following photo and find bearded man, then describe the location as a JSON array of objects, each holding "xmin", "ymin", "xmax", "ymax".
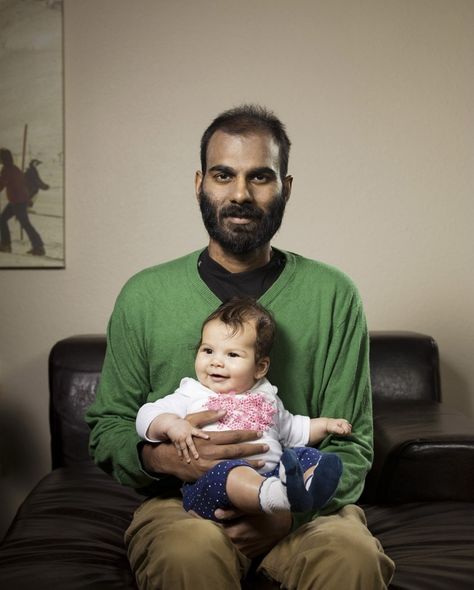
[{"xmin": 86, "ymin": 105, "xmax": 394, "ymax": 589}]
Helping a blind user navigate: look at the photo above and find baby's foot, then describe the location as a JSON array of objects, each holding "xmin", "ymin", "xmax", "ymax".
[
  {"xmin": 305, "ymin": 452, "xmax": 343, "ymax": 509},
  {"xmin": 280, "ymin": 449, "xmax": 343, "ymax": 512},
  {"xmin": 279, "ymin": 449, "xmax": 312, "ymax": 512}
]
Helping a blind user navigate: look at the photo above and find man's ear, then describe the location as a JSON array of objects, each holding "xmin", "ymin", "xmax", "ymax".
[
  {"xmin": 195, "ymin": 170, "xmax": 203, "ymax": 201},
  {"xmin": 283, "ymin": 175, "xmax": 293, "ymax": 203},
  {"xmin": 255, "ymin": 356, "xmax": 270, "ymax": 380}
]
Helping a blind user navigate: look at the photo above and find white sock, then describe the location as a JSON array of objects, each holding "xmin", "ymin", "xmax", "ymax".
[{"xmin": 258, "ymin": 477, "xmax": 291, "ymax": 513}]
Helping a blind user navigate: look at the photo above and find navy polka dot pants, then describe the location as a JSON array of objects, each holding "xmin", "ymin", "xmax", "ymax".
[{"xmin": 182, "ymin": 446, "xmax": 322, "ymax": 521}]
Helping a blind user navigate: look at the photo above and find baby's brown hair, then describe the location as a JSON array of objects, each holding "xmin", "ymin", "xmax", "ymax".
[{"xmin": 202, "ymin": 297, "xmax": 275, "ymax": 362}]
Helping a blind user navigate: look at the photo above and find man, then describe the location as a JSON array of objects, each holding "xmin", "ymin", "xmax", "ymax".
[
  {"xmin": 86, "ymin": 105, "xmax": 394, "ymax": 589},
  {"xmin": 0, "ymin": 148, "xmax": 45, "ymax": 256}
]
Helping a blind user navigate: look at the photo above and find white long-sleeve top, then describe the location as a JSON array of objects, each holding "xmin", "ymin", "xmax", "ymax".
[{"xmin": 136, "ymin": 377, "xmax": 310, "ymax": 473}]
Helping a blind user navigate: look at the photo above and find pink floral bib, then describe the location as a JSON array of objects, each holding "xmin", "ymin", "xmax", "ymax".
[{"xmin": 205, "ymin": 392, "xmax": 276, "ymax": 431}]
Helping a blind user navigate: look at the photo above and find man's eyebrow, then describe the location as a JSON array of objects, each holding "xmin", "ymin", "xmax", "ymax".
[
  {"xmin": 208, "ymin": 165, "xmax": 235, "ymax": 174},
  {"xmin": 207, "ymin": 165, "xmax": 278, "ymax": 179},
  {"xmin": 248, "ymin": 166, "xmax": 277, "ymax": 179}
]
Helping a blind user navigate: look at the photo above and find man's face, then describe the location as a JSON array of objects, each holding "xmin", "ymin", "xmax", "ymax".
[{"xmin": 195, "ymin": 130, "xmax": 292, "ymax": 255}]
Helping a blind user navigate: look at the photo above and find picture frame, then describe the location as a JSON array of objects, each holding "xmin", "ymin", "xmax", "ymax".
[{"xmin": 0, "ymin": 0, "xmax": 64, "ymax": 269}]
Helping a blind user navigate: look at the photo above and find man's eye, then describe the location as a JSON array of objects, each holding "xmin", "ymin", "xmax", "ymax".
[
  {"xmin": 252, "ymin": 175, "xmax": 268, "ymax": 183},
  {"xmin": 215, "ymin": 173, "xmax": 230, "ymax": 182}
]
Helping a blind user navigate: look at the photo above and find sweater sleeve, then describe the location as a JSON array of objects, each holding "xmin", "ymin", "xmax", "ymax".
[
  {"xmin": 293, "ymin": 292, "xmax": 373, "ymax": 529},
  {"xmin": 319, "ymin": 294, "xmax": 373, "ymax": 512},
  {"xmin": 85, "ymin": 296, "xmax": 161, "ymax": 491}
]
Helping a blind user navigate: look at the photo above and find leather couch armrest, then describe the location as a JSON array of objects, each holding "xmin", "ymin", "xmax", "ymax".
[{"xmin": 361, "ymin": 400, "xmax": 474, "ymax": 503}]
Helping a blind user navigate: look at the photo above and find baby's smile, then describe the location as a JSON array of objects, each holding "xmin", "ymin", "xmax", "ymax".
[{"xmin": 209, "ymin": 373, "xmax": 228, "ymax": 382}]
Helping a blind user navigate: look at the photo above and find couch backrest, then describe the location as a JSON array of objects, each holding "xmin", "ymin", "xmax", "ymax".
[
  {"xmin": 49, "ymin": 335, "xmax": 106, "ymax": 468},
  {"xmin": 48, "ymin": 331, "xmax": 441, "ymax": 468},
  {"xmin": 369, "ymin": 331, "xmax": 441, "ymax": 403}
]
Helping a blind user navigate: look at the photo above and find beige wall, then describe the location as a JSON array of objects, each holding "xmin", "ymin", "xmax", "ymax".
[{"xmin": 1, "ymin": 0, "xmax": 473, "ymax": 537}]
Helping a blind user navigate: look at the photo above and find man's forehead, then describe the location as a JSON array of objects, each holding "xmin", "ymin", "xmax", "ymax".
[{"xmin": 205, "ymin": 129, "xmax": 280, "ymax": 172}]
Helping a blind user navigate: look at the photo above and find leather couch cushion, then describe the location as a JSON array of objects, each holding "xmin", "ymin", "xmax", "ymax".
[
  {"xmin": 364, "ymin": 502, "xmax": 474, "ymax": 590},
  {"xmin": 364, "ymin": 399, "xmax": 474, "ymax": 503},
  {"xmin": 0, "ymin": 464, "xmax": 141, "ymax": 589},
  {"xmin": 1, "ymin": 462, "xmax": 473, "ymax": 590}
]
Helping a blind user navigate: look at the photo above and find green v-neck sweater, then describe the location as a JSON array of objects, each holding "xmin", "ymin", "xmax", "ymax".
[{"xmin": 86, "ymin": 249, "xmax": 373, "ymax": 520}]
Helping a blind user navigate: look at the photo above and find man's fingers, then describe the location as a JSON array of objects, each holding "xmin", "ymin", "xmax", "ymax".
[
  {"xmin": 180, "ymin": 442, "xmax": 191, "ymax": 463},
  {"xmin": 186, "ymin": 436, "xmax": 200, "ymax": 460},
  {"xmin": 190, "ymin": 436, "xmax": 268, "ymax": 463},
  {"xmin": 241, "ymin": 458, "xmax": 266, "ymax": 470},
  {"xmin": 214, "ymin": 507, "xmax": 244, "ymax": 521},
  {"xmin": 174, "ymin": 442, "xmax": 183, "ymax": 458},
  {"xmin": 209, "ymin": 429, "xmax": 264, "ymax": 445},
  {"xmin": 191, "ymin": 428, "xmax": 210, "ymax": 440},
  {"xmin": 192, "ymin": 439, "xmax": 268, "ymax": 462},
  {"xmin": 186, "ymin": 409, "xmax": 226, "ymax": 427},
  {"xmin": 215, "ymin": 441, "xmax": 269, "ymax": 461}
]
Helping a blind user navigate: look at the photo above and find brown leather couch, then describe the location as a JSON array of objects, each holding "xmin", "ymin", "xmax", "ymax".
[{"xmin": 1, "ymin": 332, "xmax": 473, "ymax": 589}]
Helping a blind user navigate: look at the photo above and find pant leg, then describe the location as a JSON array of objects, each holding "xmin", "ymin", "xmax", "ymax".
[
  {"xmin": 0, "ymin": 203, "xmax": 15, "ymax": 245},
  {"xmin": 182, "ymin": 459, "xmax": 251, "ymax": 520},
  {"xmin": 13, "ymin": 203, "xmax": 44, "ymax": 249},
  {"xmin": 258, "ymin": 504, "xmax": 395, "ymax": 590},
  {"xmin": 125, "ymin": 496, "xmax": 251, "ymax": 590},
  {"xmin": 292, "ymin": 446, "xmax": 323, "ymax": 471}
]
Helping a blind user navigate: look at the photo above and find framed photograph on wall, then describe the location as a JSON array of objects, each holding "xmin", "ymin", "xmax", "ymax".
[{"xmin": 0, "ymin": 0, "xmax": 64, "ymax": 269}]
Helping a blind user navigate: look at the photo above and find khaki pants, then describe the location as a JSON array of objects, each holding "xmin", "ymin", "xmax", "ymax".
[{"xmin": 125, "ymin": 497, "xmax": 394, "ymax": 590}]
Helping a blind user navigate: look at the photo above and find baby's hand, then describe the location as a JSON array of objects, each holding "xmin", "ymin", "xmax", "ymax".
[
  {"xmin": 166, "ymin": 420, "xmax": 210, "ymax": 463},
  {"xmin": 326, "ymin": 418, "xmax": 352, "ymax": 436}
]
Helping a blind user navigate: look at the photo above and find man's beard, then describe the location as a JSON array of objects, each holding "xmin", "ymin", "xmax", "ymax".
[{"xmin": 198, "ymin": 187, "xmax": 287, "ymax": 255}]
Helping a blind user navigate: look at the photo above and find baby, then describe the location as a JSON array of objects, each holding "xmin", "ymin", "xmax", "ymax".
[{"xmin": 136, "ymin": 297, "xmax": 352, "ymax": 520}]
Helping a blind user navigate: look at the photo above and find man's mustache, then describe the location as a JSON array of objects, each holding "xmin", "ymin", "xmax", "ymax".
[{"xmin": 220, "ymin": 204, "xmax": 263, "ymax": 220}]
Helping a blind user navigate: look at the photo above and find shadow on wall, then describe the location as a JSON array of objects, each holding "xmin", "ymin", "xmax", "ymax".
[{"xmin": 0, "ymin": 398, "xmax": 46, "ymax": 540}]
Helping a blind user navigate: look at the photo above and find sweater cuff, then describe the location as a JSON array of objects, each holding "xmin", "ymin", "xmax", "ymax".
[{"xmin": 137, "ymin": 440, "xmax": 165, "ymax": 481}]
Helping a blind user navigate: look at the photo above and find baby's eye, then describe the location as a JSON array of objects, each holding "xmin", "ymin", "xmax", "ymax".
[
  {"xmin": 202, "ymin": 347, "xmax": 213, "ymax": 354},
  {"xmin": 228, "ymin": 352, "xmax": 240, "ymax": 358}
]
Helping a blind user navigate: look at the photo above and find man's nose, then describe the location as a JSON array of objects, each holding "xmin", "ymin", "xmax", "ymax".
[{"xmin": 231, "ymin": 176, "xmax": 252, "ymax": 204}]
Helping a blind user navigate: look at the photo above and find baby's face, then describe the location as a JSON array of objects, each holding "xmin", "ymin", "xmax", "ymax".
[{"xmin": 195, "ymin": 318, "xmax": 268, "ymax": 394}]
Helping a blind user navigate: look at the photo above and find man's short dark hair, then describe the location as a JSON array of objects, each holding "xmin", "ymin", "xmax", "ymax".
[
  {"xmin": 201, "ymin": 296, "xmax": 276, "ymax": 362},
  {"xmin": 200, "ymin": 105, "xmax": 291, "ymax": 180}
]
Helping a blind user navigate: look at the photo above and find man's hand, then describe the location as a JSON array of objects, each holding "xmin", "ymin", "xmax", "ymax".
[
  {"xmin": 141, "ymin": 409, "xmax": 269, "ymax": 481},
  {"xmin": 213, "ymin": 508, "xmax": 292, "ymax": 558}
]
